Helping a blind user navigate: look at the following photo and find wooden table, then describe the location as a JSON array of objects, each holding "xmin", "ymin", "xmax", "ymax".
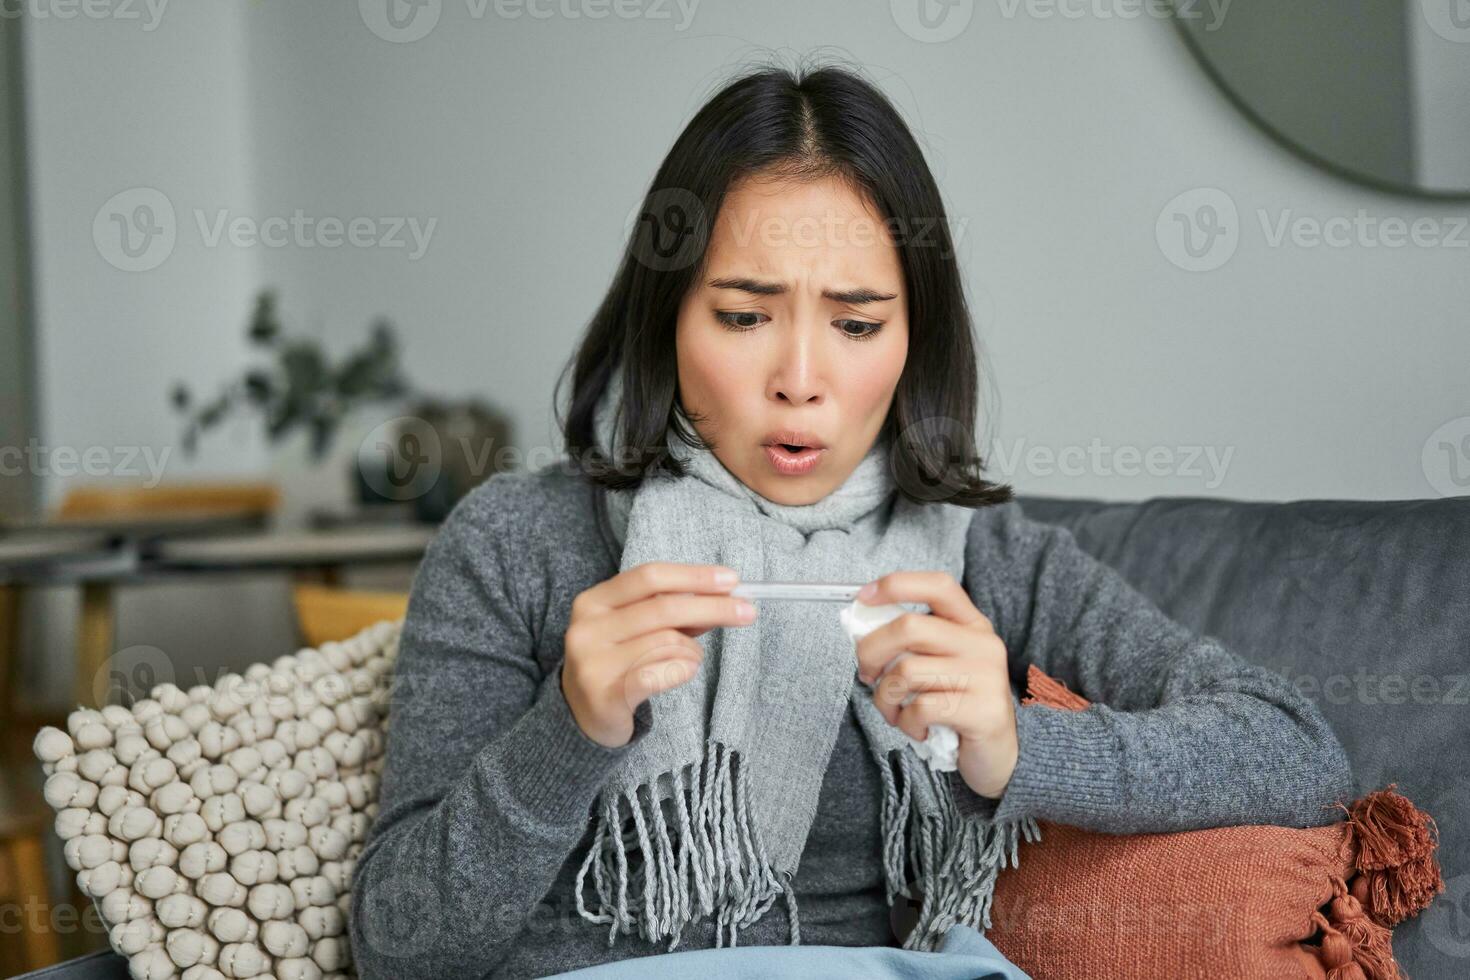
[
  {"xmin": 0, "ymin": 523, "xmax": 436, "ymax": 709},
  {"xmin": 0, "ymin": 531, "xmax": 115, "ymax": 726},
  {"xmin": 2, "ymin": 513, "xmax": 267, "ymax": 712},
  {"xmin": 1, "ymin": 511, "xmax": 264, "ymax": 538},
  {"xmin": 152, "ymin": 525, "xmax": 436, "ymax": 572},
  {"xmin": 0, "ymin": 530, "xmax": 112, "ymax": 570}
]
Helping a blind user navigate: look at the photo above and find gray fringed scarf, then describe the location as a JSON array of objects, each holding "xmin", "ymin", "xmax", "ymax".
[{"xmin": 574, "ymin": 368, "xmax": 1039, "ymax": 952}]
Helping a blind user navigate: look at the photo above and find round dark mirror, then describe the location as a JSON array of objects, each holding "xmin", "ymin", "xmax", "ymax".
[{"xmin": 1171, "ymin": 1, "xmax": 1470, "ymax": 198}]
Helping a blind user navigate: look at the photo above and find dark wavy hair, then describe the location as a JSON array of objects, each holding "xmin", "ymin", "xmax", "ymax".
[{"xmin": 555, "ymin": 60, "xmax": 1012, "ymax": 509}]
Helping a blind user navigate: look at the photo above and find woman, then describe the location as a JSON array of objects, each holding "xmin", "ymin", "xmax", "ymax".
[{"xmin": 349, "ymin": 62, "xmax": 1355, "ymax": 979}]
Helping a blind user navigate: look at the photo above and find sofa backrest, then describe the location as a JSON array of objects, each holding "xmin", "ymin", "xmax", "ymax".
[{"xmin": 1016, "ymin": 494, "xmax": 1470, "ymax": 977}]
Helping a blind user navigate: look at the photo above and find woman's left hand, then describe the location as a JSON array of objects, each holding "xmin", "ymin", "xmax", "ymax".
[{"xmin": 854, "ymin": 571, "xmax": 1019, "ymax": 800}]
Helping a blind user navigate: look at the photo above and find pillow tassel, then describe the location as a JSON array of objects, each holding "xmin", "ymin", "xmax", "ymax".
[
  {"xmin": 1313, "ymin": 918, "xmax": 1369, "ymax": 980},
  {"xmin": 1334, "ymin": 784, "xmax": 1445, "ymax": 928},
  {"xmin": 1020, "ymin": 664, "xmax": 1090, "ymax": 712},
  {"xmin": 1009, "ymin": 665, "xmax": 1448, "ymax": 980},
  {"xmin": 1310, "ymin": 874, "xmax": 1400, "ymax": 980}
]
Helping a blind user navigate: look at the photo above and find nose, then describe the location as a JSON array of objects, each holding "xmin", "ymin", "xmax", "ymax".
[{"xmin": 766, "ymin": 320, "xmax": 827, "ymax": 407}]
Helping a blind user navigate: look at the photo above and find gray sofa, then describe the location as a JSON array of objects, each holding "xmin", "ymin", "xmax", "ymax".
[{"xmin": 18, "ymin": 493, "xmax": 1468, "ymax": 979}]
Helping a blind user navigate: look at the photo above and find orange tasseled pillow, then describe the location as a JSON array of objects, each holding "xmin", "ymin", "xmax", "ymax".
[{"xmin": 984, "ymin": 665, "xmax": 1445, "ymax": 980}]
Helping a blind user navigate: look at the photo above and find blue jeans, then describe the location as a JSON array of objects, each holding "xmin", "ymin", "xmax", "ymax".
[{"xmin": 549, "ymin": 924, "xmax": 1031, "ymax": 979}]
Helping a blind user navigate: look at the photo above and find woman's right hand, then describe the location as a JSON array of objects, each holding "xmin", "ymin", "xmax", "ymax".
[{"xmin": 561, "ymin": 562, "xmax": 757, "ymax": 747}]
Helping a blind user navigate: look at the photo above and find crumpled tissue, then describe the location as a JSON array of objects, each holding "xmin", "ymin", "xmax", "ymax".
[{"xmin": 839, "ymin": 600, "xmax": 960, "ymax": 772}]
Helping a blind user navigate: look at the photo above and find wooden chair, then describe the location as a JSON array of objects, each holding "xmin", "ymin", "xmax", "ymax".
[
  {"xmin": 54, "ymin": 481, "xmax": 279, "ymax": 521},
  {"xmin": 291, "ymin": 584, "xmax": 409, "ymax": 647},
  {"xmin": 2, "ymin": 482, "xmax": 280, "ymax": 724},
  {"xmin": 0, "ymin": 741, "xmax": 62, "ymax": 974},
  {"xmin": 47, "ymin": 482, "xmax": 280, "ymax": 709}
]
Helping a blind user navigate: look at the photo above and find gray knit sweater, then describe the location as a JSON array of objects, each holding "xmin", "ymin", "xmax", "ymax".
[{"xmin": 348, "ymin": 464, "xmax": 1355, "ymax": 980}]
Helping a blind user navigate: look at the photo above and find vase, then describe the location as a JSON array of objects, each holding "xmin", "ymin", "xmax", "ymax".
[{"xmin": 266, "ymin": 405, "xmax": 408, "ymax": 527}]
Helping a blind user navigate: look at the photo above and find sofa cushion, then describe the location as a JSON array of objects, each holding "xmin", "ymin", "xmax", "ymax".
[
  {"xmin": 32, "ymin": 621, "xmax": 400, "ymax": 980},
  {"xmin": 1016, "ymin": 494, "xmax": 1469, "ymax": 978}
]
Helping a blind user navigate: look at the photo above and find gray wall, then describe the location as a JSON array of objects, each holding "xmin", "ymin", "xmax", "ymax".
[
  {"xmin": 16, "ymin": 4, "xmax": 295, "ymax": 709},
  {"xmin": 1, "ymin": 13, "xmax": 37, "ymax": 520},
  {"xmin": 20, "ymin": 1, "xmax": 1470, "ymax": 508},
  {"xmin": 10, "ymin": 2, "xmax": 1470, "ymax": 708},
  {"xmin": 237, "ymin": 0, "xmax": 1470, "ymax": 503}
]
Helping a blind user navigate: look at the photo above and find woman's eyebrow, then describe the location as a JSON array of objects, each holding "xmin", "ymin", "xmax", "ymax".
[{"xmin": 706, "ymin": 276, "xmax": 898, "ymax": 305}]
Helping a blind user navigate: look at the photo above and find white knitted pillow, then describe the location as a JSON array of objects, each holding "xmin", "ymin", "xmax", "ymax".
[{"xmin": 33, "ymin": 619, "xmax": 401, "ymax": 980}]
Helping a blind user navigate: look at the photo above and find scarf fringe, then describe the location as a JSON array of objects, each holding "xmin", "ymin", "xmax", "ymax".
[
  {"xmin": 876, "ymin": 746, "xmax": 1043, "ymax": 952},
  {"xmin": 574, "ymin": 740, "xmax": 787, "ymax": 951},
  {"xmin": 573, "ymin": 739, "xmax": 1040, "ymax": 952}
]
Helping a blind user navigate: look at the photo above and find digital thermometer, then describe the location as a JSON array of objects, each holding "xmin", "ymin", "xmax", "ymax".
[{"xmin": 729, "ymin": 581, "xmax": 867, "ymax": 603}]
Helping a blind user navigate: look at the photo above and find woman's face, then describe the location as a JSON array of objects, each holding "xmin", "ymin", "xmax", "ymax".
[{"xmin": 675, "ymin": 174, "xmax": 909, "ymax": 506}]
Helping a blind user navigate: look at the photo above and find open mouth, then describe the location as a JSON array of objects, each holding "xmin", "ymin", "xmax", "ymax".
[{"xmin": 763, "ymin": 442, "xmax": 825, "ymax": 475}]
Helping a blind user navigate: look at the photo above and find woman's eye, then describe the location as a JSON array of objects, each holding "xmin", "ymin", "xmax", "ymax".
[
  {"xmin": 714, "ymin": 311, "xmax": 882, "ymax": 339},
  {"xmin": 715, "ymin": 311, "xmax": 766, "ymax": 331},
  {"xmin": 836, "ymin": 319, "xmax": 883, "ymax": 340}
]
